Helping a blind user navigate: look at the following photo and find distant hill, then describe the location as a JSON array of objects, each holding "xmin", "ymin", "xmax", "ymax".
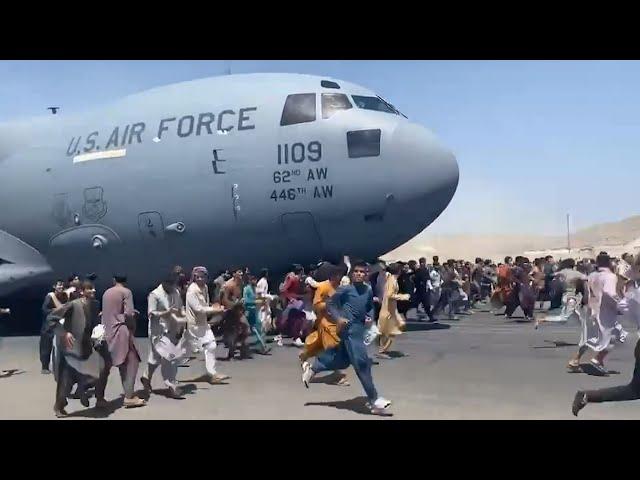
[
  {"xmin": 383, "ymin": 215, "xmax": 640, "ymax": 262},
  {"xmin": 571, "ymin": 215, "xmax": 640, "ymax": 247}
]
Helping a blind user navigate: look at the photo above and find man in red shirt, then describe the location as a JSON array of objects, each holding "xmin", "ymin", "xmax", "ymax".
[
  {"xmin": 276, "ymin": 265, "xmax": 306, "ymax": 347},
  {"xmin": 281, "ymin": 265, "xmax": 303, "ymax": 302}
]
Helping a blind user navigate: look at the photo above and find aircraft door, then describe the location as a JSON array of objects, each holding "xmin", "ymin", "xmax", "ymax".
[{"xmin": 280, "ymin": 212, "xmax": 324, "ymax": 265}]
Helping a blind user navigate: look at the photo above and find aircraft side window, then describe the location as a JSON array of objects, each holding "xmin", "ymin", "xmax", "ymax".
[
  {"xmin": 351, "ymin": 95, "xmax": 397, "ymax": 115},
  {"xmin": 347, "ymin": 129, "xmax": 381, "ymax": 158},
  {"xmin": 280, "ymin": 93, "xmax": 317, "ymax": 126},
  {"xmin": 322, "ymin": 93, "xmax": 352, "ymax": 119}
]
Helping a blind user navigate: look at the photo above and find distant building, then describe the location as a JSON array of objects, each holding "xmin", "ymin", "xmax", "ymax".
[
  {"xmin": 524, "ymin": 236, "xmax": 640, "ymax": 260},
  {"xmin": 523, "ymin": 247, "xmax": 573, "ymax": 259}
]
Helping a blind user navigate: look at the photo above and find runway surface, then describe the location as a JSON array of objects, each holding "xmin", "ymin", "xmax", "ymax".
[{"xmin": 1, "ymin": 302, "xmax": 638, "ymax": 419}]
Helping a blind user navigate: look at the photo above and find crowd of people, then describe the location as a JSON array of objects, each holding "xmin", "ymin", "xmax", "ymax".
[
  {"xmin": 486, "ymin": 250, "xmax": 640, "ymax": 416},
  {"xmin": 21, "ymin": 258, "xmax": 397, "ymax": 417},
  {"xmin": 2, "ymin": 250, "xmax": 640, "ymax": 418}
]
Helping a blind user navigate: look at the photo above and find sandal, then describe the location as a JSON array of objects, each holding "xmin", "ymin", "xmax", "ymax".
[{"xmin": 566, "ymin": 364, "xmax": 582, "ymax": 373}]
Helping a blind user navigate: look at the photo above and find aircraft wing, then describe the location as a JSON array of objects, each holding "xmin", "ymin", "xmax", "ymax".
[{"xmin": 0, "ymin": 229, "xmax": 53, "ymax": 296}]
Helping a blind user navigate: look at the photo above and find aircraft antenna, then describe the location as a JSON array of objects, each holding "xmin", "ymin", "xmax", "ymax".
[{"xmin": 224, "ymin": 60, "xmax": 232, "ymax": 75}]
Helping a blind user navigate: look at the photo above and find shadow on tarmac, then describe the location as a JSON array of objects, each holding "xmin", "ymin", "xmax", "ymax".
[
  {"xmin": 0, "ymin": 368, "xmax": 26, "ymax": 378},
  {"xmin": 404, "ymin": 322, "xmax": 451, "ymax": 332},
  {"xmin": 304, "ymin": 396, "xmax": 393, "ymax": 417}
]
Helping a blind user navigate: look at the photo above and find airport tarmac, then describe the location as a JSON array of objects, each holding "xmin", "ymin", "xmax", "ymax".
[{"xmin": 0, "ymin": 303, "xmax": 638, "ymax": 420}]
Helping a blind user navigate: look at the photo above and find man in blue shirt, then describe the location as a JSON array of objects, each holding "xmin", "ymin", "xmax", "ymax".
[{"xmin": 302, "ymin": 260, "xmax": 391, "ymax": 415}]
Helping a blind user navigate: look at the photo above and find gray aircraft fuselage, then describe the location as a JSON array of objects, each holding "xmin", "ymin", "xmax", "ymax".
[{"xmin": 0, "ymin": 73, "xmax": 458, "ymax": 295}]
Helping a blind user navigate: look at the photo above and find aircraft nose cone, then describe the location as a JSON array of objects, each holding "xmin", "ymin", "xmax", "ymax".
[{"xmin": 392, "ymin": 123, "xmax": 459, "ymax": 209}]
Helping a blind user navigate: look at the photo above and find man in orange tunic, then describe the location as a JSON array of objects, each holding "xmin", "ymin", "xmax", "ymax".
[{"xmin": 298, "ymin": 265, "xmax": 349, "ymax": 386}]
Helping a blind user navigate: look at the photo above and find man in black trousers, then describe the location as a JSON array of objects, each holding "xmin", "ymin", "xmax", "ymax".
[
  {"xmin": 413, "ymin": 258, "xmax": 433, "ymax": 321},
  {"xmin": 572, "ymin": 337, "xmax": 640, "ymax": 416}
]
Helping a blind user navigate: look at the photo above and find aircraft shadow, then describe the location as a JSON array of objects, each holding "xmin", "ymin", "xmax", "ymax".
[{"xmin": 304, "ymin": 396, "xmax": 393, "ymax": 417}]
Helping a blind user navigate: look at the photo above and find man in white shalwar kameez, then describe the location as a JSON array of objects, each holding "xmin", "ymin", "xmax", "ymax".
[
  {"xmin": 141, "ymin": 273, "xmax": 188, "ymax": 399},
  {"xmin": 572, "ymin": 255, "xmax": 640, "ymax": 416},
  {"xmin": 535, "ymin": 259, "xmax": 587, "ymax": 328},
  {"xmin": 184, "ymin": 266, "xmax": 230, "ymax": 384},
  {"xmin": 256, "ymin": 269, "xmax": 275, "ymax": 334},
  {"xmin": 567, "ymin": 253, "xmax": 624, "ymax": 376}
]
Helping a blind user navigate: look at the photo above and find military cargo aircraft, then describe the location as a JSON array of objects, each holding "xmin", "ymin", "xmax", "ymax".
[{"xmin": 0, "ymin": 73, "xmax": 458, "ymax": 296}]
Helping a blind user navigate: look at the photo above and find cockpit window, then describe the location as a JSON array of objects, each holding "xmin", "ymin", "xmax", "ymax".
[
  {"xmin": 322, "ymin": 93, "xmax": 352, "ymax": 119},
  {"xmin": 280, "ymin": 93, "xmax": 317, "ymax": 126},
  {"xmin": 351, "ymin": 95, "xmax": 398, "ymax": 115}
]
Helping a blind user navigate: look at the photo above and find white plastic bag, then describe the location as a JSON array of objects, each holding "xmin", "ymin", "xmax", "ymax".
[
  {"xmin": 91, "ymin": 324, "xmax": 105, "ymax": 342},
  {"xmin": 154, "ymin": 336, "xmax": 187, "ymax": 361},
  {"xmin": 364, "ymin": 323, "xmax": 380, "ymax": 346}
]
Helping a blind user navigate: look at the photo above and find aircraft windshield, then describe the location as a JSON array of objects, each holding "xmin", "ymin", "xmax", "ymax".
[
  {"xmin": 351, "ymin": 95, "xmax": 407, "ymax": 118},
  {"xmin": 322, "ymin": 93, "xmax": 352, "ymax": 119},
  {"xmin": 280, "ymin": 93, "xmax": 317, "ymax": 126},
  {"xmin": 352, "ymin": 95, "xmax": 397, "ymax": 115},
  {"xmin": 377, "ymin": 95, "xmax": 407, "ymax": 118}
]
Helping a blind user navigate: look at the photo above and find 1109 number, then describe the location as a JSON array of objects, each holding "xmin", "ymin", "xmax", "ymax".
[{"xmin": 277, "ymin": 141, "xmax": 321, "ymax": 165}]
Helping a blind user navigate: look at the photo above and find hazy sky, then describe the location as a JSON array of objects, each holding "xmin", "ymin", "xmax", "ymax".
[{"xmin": 1, "ymin": 60, "xmax": 637, "ymax": 236}]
